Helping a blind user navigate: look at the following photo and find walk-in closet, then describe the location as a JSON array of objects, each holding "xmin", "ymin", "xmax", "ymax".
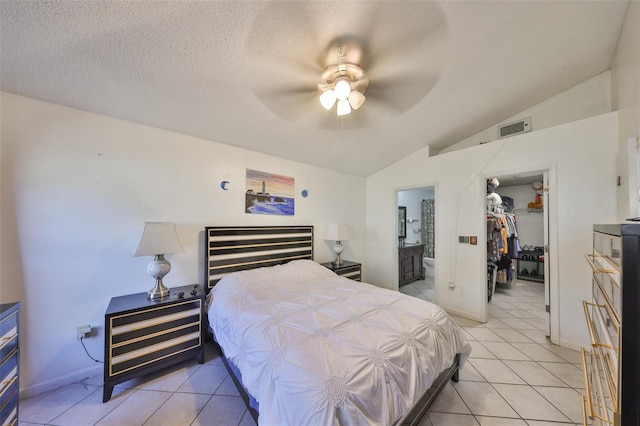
[{"xmin": 486, "ymin": 175, "xmax": 545, "ymax": 302}]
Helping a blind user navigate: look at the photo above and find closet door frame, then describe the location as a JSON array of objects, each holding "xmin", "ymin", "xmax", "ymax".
[{"xmin": 481, "ymin": 166, "xmax": 558, "ymax": 343}]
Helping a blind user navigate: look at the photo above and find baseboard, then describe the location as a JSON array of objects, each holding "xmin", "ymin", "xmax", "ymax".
[
  {"xmin": 19, "ymin": 364, "xmax": 102, "ymax": 399},
  {"xmin": 441, "ymin": 306, "xmax": 485, "ymax": 323},
  {"xmin": 554, "ymin": 338, "xmax": 584, "ymax": 352}
]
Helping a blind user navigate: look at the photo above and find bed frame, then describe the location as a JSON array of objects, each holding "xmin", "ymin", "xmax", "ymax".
[
  {"xmin": 203, "ymin": 225, "xmax": 459, "ymax": 425},
  {"xmin": 204, "ymin": 226, "xmax": 314, "ymax": 291}
]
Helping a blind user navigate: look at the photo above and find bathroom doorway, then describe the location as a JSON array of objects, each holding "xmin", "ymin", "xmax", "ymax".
[{"xmin": 397, "ymin": 186, "xmax": 436, "ymax": 303}]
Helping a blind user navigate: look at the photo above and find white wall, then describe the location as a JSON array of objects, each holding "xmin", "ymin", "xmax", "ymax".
[
  {"xmin": 442, "ymin": 71, "xmax": 612, "ymax": 153},
  {"xmin": 0, "ymin": 93, "xmax": 367, "ymax": 397},
  {"xmin": 497, "ymin": 184, "xmax": 544, "ymax": 248},
  {"xmin": 612, "ymin": 1, "xmax": 640, "ymax": 218},
  {"xmin": 365, "ymin": 112, "xmax": 618, "ymax": 350}
]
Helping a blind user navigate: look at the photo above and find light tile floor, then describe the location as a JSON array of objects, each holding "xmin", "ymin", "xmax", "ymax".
[
  {"xmin": 400, "ymin": 276, "xmax": 435, "ymax": 302},
  {"xmin": 20, "ymin": 280, "xmax": 584, "ymax": 426}
]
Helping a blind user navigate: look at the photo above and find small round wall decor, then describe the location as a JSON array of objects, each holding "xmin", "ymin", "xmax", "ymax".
[
  {"xmin": 301, "ymin": 189, "xmax": 308, "ymax": 198},
  {"xmin": 220, "ymin": 180, "xmax": 230, "ymax": 190}
]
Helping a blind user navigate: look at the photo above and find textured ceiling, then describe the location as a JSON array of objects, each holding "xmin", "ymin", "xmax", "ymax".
[{"xmin": 0, "ymin": 1, "xmax": 629, "ymax": 176}]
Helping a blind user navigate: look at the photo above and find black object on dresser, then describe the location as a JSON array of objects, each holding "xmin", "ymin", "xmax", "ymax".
[
  {"xmin": 581, "ymin": 224, "xmax": 639, "ymax": 426},
  {"xmin": 399, "ymin": 244, "xmax": 425, "ymax": 286},
  {"xmin": 0, "ymin": 302, "xmax": 19, "ymax": 426},
  {"xmin": 103, "ymin": 285, "xmax": 205, "ymax": 402},
  {"xmin": 320, "ymin": 260, "xmax": 361, "ymax": 281}
]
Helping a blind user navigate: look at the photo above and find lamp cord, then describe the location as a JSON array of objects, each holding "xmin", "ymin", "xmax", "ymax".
[{"xmin": 80, "ymin": 336, "xmax": 104, "ymax": 363}]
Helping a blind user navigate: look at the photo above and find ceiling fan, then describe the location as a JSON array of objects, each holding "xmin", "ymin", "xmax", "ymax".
[
  {"xmin": 246, "ymin": 1, "xmax": 449, "ymax": 129},
  {"xmin": 316, "ymin": 41, "xmax": 369, "ymax": 117}
]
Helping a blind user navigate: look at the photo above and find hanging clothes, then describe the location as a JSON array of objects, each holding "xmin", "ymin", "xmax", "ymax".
[{"xmin": 487, "ymin": 210, "xmax": 521, "ymax": 287}]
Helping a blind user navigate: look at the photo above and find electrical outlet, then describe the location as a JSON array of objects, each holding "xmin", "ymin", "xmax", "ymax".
[
  {"xmin": 77, "ymin": 324, "xmax": 91, "ymax": 340},
  {"xmin": 448, "ymin": 281, "xmax": 455, "ymax": 290}
]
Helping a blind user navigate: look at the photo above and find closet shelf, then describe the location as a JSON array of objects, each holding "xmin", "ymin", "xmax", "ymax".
[{"xmin": 513, "ymin": 208, "xmax": 543, "ymax": 214}]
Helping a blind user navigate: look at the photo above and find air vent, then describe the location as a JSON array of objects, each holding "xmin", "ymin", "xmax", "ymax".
[{"xmin": 498, "ymin": 118, "xmax": 531, "ymax": 139}]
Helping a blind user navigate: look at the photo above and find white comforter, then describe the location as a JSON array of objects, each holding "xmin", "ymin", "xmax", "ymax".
[{"xmin": 207, "ymin": 260, "xmax": 471, "ymax": 426}]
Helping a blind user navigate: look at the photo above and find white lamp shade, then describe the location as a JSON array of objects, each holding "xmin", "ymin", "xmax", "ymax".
[
  {"xmin": 319, "ymin": 89, "xmax": 337, "ymax": 110},
  {"xmin": 336, "ymin": 99, "xmax": 351, "ymax": 116},
  {"xmin": 334, "ymin": 79, "xmax": 351, "ymax": 100},
  {"xmin": 133, "ymin": 222, "xmax": 184, "ymax": 256},
  {"xmin": 324, "ymin": 224, "xmax": 352, "ymax": 241},
  {"xmin": 348, "ymin": 90, "xmax": 366, "ymax": 110}
]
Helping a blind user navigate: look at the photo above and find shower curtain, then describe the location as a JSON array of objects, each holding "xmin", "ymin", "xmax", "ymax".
[{"xmin": 421, "ymin": 199, "xmax": 435, "ymax": 258}]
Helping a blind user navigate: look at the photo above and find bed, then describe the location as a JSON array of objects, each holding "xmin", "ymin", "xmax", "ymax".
[{"xmin": 204, "ymin": 226, "xmax": 471, "ymax": 425}]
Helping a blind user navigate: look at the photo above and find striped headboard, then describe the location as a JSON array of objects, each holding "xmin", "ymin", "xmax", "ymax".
[{"xmin": 204, "ymin": 226, "xmax": 314, "ymax": 291}]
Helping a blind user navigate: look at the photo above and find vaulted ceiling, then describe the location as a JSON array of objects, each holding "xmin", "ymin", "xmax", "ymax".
[{"xmin": 0, "ymin": 1, "xmax": 629, "ymax": 176}]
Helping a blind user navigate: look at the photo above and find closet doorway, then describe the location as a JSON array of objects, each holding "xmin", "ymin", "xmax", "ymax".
[
  {"xmin": 397, "ymin": 186, "xmax": 437, "ymax": 303},
  {"xmin": 485, "ymin": 171, "xmax": 551, "ymax": 337}
]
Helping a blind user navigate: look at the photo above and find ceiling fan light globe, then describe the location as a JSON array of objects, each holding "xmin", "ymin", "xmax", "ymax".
[
  {"xmin": 319, "ymin": 90, "xmax": 337, "ymax": 110},
  {"xmin": 334, "ymin": 79, "xmax": 351, "ymax": 100},
  {"xmin": 337, "ymin": 99, "xmax": 351, "ymax": 116},
  {"xmin": 348, "ymin": 91, "xmax": 366, "ymax": 110}
]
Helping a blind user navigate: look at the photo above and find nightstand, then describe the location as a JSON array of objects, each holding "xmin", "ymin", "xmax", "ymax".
[
  {"xmin": 103, "ymin": 284, "xmax": 205, "ymax": 402},
  {"xmin": 320, "ymin": 260, "xmax": 361, "ymax": 281}
]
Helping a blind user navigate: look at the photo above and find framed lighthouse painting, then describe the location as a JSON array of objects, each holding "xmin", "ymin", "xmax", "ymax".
[{"xmin": 245, "ymin": 169, "xmax": 295, "ymax": 216}]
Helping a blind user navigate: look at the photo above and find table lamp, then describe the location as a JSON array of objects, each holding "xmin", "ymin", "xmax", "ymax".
[
  {"xmin": 324, "ymin": 224, "xmax": 352, "ymax": 266},
  {"xmin": 133, "ymin": 222, "xmax": 184, "ymax": 300}
]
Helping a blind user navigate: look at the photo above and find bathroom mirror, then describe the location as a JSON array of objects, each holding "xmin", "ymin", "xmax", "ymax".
[{"xmin": 398, "ymin": 206, "xmax": 407, "ymax": 240}]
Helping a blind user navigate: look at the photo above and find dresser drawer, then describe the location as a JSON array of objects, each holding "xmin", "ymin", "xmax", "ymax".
[
  {"xmin": 0, "ymin": 387, "xmax": 17, "ymax": 426},
  {"xmin": 401, "ymin": 247, "xmax": 421, "ymax": 257},
  {"xmin": 336, "ymin": 265, "xmax": 361, "ymax": 281},
  {"xmin": 0, "ymin": 313, "xmax": 18, "ymax": 365},
  {"xmin": 592, "ymin": 277, "xmax": 620, "ymax": 341},
  {"xmin": 319, "ymin": 261, "xmax": 361, "ymax": 281},
  {"xmin": 582, "ymin": 348, "xmax": 617, "ymax": 425},
  {"xmin": 0, "ymin": 352, "xmax": 18, "ymax": 414},
  {"xmin": 593, "ymin": 233, "xmax": 621, "ymax": 268}
]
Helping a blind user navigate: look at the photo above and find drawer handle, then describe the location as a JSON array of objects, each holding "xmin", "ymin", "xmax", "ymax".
[
  {"xmin": 0, "ymin": 375, "xmax": 17, "ymax": 399},
  {"xmin": 0, "ymin": 334, "xmax": 16, "ymax": 351},
  {"xmin": 580, "ymin": 348, "xmax": 594, "ymax": 420},
  {"xmin": 584, "ymin": 254, "xmax": 618, "ymax": 275},
  {"xmin": 592, "ymin": 274, "xmax": 621, "ymax": 326},
  {"xmin": 582, "ymin": 301, "xmax": 616, "ymax": 350}
]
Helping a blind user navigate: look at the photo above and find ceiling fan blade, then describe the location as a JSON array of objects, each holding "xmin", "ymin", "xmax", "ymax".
[
  {"xmin": 253, "ymin": 84, "xmax": 317, "ymax": 122},
  {"xmin": 245, "ymin": 2, "xmax": 326, "ymax": 77},
  {"xmin": 361, "ymin": 2, "xmax": 449, "ymax": 73},
  {"xmin": 365, "ymin": 71, "xmax": 441, "ymax": 115}
]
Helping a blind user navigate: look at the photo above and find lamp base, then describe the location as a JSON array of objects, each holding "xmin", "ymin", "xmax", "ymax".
[
  {"xmin": 334, "ymin": 240, "xmax": 344, "ymax": 266},
  {"xmin": 148, "ymin": 279, "xmax": 170, "ymax": 300},
  {"xmin": 146, "ymin": 255, "xmax": 171, "ymax": 300}
]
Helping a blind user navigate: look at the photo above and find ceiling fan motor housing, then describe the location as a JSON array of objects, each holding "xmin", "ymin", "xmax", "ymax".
[{"xmin": 319, "ymin": 63, "xmax": 369, "ymax": 95}]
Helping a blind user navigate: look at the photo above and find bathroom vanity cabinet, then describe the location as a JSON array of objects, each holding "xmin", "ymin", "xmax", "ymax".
[{"xmin": 399, "ymin": 244, "xmax": 425, "ymax": 286}]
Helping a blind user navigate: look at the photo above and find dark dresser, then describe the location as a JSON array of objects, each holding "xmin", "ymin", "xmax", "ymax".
[
  {"xmin": 103, "ymin": 285, "xmax": 205, "ymax": 402},
  {"xmin": 399, "ymin": 244, "xmax": 425, "ymax": 286},
  {"xmin": 0, "ymin": 302, "xmax": 20, "ymax": 426},
  {"xmin": 581, "ymin": 224, "xmax": 639, "ymax": 425}
]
